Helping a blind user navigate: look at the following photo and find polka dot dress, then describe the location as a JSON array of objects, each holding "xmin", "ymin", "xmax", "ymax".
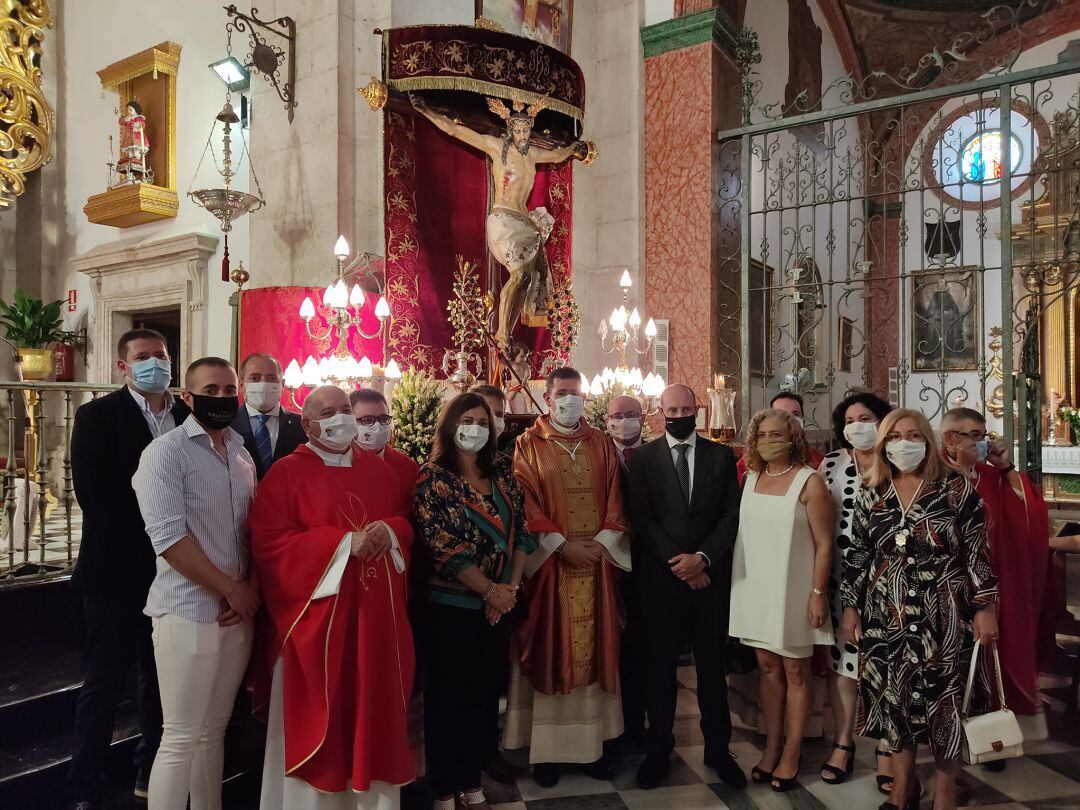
[{"xmin": 818, "ymin": 449, "xmax": 861, "ymax": 680}]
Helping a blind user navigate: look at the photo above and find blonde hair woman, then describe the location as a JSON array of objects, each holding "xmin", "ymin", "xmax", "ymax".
[
  {"xmin": 841, "ymin": 409, "xmax": 998, "ymax": 810},
  {"xmin": 729, "ymin": 409, "xmax": 834, "ymax": 792}
]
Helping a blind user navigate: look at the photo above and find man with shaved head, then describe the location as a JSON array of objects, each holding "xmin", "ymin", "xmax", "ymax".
[
  {"xmin": 625, "ymin": 383, "xmax": 745, "ymax": 790},
  {"xmin": 250, "ymin": 384, "xmax": 417, "ymax": 809}
]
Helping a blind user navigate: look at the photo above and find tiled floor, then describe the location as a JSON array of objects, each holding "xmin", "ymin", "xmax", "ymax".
[
  {"xmin": 476, "ymin": 665, "xmax": 1080, "ymax": 810},
  {"xmin": 0, "ymin": 505, "xmax": 81, "ymax": 574}
]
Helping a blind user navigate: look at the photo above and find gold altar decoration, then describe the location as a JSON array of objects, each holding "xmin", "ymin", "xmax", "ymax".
[
  {"xmin": 359, "ymin": 77, "xmax": 387, "ymax": 111},
  {"xmin": 0, "ymin": 0, "xmax": 55, "ymax": 209},
  {"xmin": 443, "ymin": 255, "xmax": 487, "ymax": 392},
  {"xmin": 986, "ymin": 326, "xmax": 1005, "ymax": 418},
  {"xmin": 1013, "ymin": 108, "xmax": 1080, "ymax": 406},
  {"xmin": 84, "ymin": 41, "xmax": 180, "ymax": 228}
]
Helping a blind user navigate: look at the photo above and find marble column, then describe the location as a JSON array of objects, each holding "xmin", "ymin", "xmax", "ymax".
[
  {"xmin": 641, "ymin": 7, "xmax": 742, "ymax": 396},
  {"xmin": 248, "ymin": 0, "xmax": 390, "ymax": 289}
]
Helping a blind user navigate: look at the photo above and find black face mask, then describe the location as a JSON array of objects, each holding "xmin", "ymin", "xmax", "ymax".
[
  {"xmin": 189, "ymin": 394, "xmax": 239, "ymax": 431},
  {"xmin": 665, "ymin": 414, "xmax": 697, "ymax": 440}
]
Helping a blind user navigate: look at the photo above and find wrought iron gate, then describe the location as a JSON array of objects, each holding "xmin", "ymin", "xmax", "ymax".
[{"xmin": 716, "ymin": 0, "xmax": 1080, "ymax": 476}]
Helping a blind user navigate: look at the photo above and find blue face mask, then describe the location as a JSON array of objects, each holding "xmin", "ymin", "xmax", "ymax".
[
  {"xmin": 129, "ymin": 357, "xmax": 172, "ymax": 394},
  {"xmin": 975, "ymin": 438, "xmax": 989, "ymax": 463}
]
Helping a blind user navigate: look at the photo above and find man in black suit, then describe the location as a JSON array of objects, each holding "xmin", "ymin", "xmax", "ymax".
[
  {"xmin": 67, "ymin": 328, "xmax": 190, "ymax": 809},
  {"xmin": 230, "ymin": 352, "xmax": 305, "ymax": 479},
  {"xmin": 625, "ymin": 383, "xmax": 744, "ymax": 790}
]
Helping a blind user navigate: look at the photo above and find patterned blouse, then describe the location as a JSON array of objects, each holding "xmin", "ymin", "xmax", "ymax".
[{"xmin": 414, "ymin": 456, "xmax": 536, "ymax": 610}]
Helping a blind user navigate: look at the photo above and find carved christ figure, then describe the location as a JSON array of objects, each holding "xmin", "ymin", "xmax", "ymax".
[{"xmin": 411, "ymin": 93, "xmax": 591, "ymax": 348}]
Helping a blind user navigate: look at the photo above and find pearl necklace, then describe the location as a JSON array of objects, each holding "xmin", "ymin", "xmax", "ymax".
[{"xmin": 765, "ymin": 462, "xmax": 795, "ymax": 477}]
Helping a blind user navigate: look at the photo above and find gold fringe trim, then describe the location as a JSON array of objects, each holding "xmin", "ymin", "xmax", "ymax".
[{"xmin": 386, "ymin": 76, "xmax": 583, "ymax": 122}]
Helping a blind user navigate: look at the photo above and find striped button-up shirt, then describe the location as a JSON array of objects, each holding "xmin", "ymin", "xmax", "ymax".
[{"xmin": 134, "ymin": 415, "xmax": 257, "ymax": 622}]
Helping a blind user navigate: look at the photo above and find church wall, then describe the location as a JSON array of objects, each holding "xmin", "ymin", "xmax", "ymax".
[
  {"xmin": 54, "ymin": 0, "xmax": 251, "ymax": 382},
  {"xmin": 899, "ymin": 32, "xmax": 1080, "ymax": 431}
]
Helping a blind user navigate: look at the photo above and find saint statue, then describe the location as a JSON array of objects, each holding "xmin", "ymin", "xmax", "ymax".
[
  {"xmin": 411, "ymin": 93, "xmax": 593, "ymax": 349},
  {"xmin": 117, "ymin": 100, "xmax": 150, "ymax": 181}
]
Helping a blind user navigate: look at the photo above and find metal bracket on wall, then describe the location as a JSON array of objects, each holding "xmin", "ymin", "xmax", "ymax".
[{"xmin": 224, "ymin": 4, "xmax": 297, "ymax": 123}]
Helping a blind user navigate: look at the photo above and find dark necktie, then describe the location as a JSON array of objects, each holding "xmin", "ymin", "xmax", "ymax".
[
  {"xmin": 253, "ymin": 413, "xmax": 273, "ymax": 471},
  {"xmin": 675, "ymin": 443, "xmax": 691, "ymax": 504}
]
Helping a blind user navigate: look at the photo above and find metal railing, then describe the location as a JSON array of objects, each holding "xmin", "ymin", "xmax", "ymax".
[{"xmin": 0, "ymin": 381, "xmax": 119, "ymax": 584}]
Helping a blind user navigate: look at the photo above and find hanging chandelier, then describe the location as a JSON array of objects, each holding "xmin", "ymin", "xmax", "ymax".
[{"xmin": 188, "ymin": 96, "xmax": 265, "ymax": 280}]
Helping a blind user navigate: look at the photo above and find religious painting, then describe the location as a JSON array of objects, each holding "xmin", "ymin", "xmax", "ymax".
[
  {"xmin": 749, "ymin": 258, "xmax": 774, "ymax": 377},
  {"xmin": 476, "ymin": 0, "xmax": 573, "ymax": 54},
  {"xmin": 911, "ymin": 266, "xmax": 980, "ymax": 372},
  {"xmin": 837, "ymin": 315, "xmax": 854, "ymax": 373}
]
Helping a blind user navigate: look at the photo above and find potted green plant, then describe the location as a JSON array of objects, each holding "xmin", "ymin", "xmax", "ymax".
[{"xmin": 0, "ymin": 290, "xmax": 66, "ymax": 380}]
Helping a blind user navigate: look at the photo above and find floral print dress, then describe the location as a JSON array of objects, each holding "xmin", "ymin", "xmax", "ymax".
[{"xmin": 841, "ymin": 473, "xmax": 997, "ymax": 759}]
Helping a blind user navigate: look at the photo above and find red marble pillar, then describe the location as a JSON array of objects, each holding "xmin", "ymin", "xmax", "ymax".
[{"xmin": 642, "ymin": 9, "xmax": 742, "ymax": 396}]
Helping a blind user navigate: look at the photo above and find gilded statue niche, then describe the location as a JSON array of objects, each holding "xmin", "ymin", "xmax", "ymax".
[
  {"xmin": 0, "ymin": 0, "xmax": 55, "ymax": 209},
  {"xmin": 83, "ymin": 41, "xmax": 181, "ymax": 228}
]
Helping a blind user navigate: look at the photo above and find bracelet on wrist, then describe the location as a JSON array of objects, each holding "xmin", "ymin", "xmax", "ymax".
[
  {"xmin": 811, "ymin": 587, "xmax": 825, "ymax": 597},
  {"xmin": 482, "ymin": 581, "xmax": 498, "ymax": 603}
]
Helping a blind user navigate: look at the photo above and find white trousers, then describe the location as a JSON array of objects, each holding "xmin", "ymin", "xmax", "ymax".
[{"xmin": 148, "ymin": 613, "xmax": 253, "ymax": 810}]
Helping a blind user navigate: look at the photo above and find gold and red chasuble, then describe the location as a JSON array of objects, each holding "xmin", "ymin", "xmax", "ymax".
[{"xmin": 513, "ymin": 415, "xmax": 627, "ymax": 695}]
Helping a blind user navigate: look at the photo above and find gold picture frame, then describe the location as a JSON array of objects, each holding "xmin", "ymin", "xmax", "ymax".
[
  {"xmin": 474, "ymin": 0, "xmax": 574, "ymax": 55},
  {"xmin": 911, "ymin": 265, "xmax": 980, "ymax": 372}
]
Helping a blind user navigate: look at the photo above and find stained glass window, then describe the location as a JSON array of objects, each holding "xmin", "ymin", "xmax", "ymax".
[{"xmin": 960, "ymin": 130, "xmax": 1023, "ymax": 184}]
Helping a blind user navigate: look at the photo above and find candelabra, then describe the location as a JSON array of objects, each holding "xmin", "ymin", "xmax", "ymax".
[
  {"xmin": 587, "ymin": 367, "xmax": 666, "ymax": 414},
  {"xmin": 282, "ymin": 355, "xmax": 402, "ymax": 408},
  {"xmin": 598, "ymin": 269, "xmax": 657, "ymax": 371},
  {"xmin": 299, "ymin": 235, "xmax": 391, "ymax": 351}
]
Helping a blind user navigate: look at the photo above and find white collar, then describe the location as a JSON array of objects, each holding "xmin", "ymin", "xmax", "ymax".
[
  {"xmin": 246, "ymin": 402, "xmax": 281, "ymax": 420},
  {"xmin": 306, "ymin": 442, "xmax": 353, "ymax": 467},
  {"xmin": 127, "ymin": 385, "xmax": 174, "ymax": 414},
  {"xmin": 550, "ymin": 417, "xmax": 581, "ymax": 435},
  {"xmin": 666, "ymin": 430, "xmax": 698, "ymax": 450}
]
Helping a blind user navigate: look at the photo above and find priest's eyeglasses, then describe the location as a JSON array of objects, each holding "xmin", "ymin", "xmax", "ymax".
[
  {"xmin": 942, "ymin": 429, "xmax": 985, "ymax": 442},
  {"xmin": 357, "ymin": 415, "xmax": 393, "ymax": 427},
  {"xmin": 607, "ymin": 412, "xmax": 642, "ymax": 421}
]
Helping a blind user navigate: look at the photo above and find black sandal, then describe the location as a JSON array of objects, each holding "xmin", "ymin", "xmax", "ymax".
[
  {"xmin": 820, "ymin": 742, "xmax": 855, "ymax": 785},
  {"xmin": 875, "ymin": 749, "xmax": 895, "ymax": 796},
  {"xmin": 770, "ymin": 759, "xmax": 800, "ymax": 793},
  {"xmin": 750, "ymin": 765, "xmax": 773, "ymax": 784}
]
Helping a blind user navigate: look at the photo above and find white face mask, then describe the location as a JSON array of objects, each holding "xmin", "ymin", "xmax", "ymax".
[
  {"xmin": 843, "ymin": 420, "xmax": 879, "ymax": 451},
  {"xmin": 974, "ymin": 438, "xmax": 989, "ymax": 463},
  {"xmin": 455, "ymin": 423, "xmax": 490, "ymax": 453},
  {"xmin": 794, "ymin": 415, "xmax": 805, "ymax": 427},
  {"xmin": 314, "ymin": 412, "xmax": 357, "ymax": 452},
  {"xmin": 551, "ymin": 394, "xmax": 584, "ymax": 426},
  {"xmin": 607, "ymin": 416, "xmax": 642, "ymax": 443},
  {"xmin": 244, "ymin": 381, "xmax": 282, "ymax": 413},
  {"xmin": 491, "ymin": 415, "xmax": 505, "ymax": 437},
  {"xmin": 886, "ymin": 439, "xmax": 926, "ymax": 473},
  {"xmin": 357, "ymin": 421, "xmax": 392, "ymax": 453}
]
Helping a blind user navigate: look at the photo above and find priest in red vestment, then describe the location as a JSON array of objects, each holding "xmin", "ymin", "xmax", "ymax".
[
  {"xmin": 942, "ymin": 407, "xmax": 1050, "ymax": 736},
  {"xmin": 250, "ymin": 384, "xmax": 416, "ymax": 809}
]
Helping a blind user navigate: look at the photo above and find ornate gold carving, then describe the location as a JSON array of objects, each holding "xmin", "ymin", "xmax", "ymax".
[
  {"xmin": 0, "ymin": 0, "xmax": 55, "ymax": 207},
  {"xmin": 83, "ymin": 183, "xmax": 179, "ymax": 228},
  {"xmin": 96, "ymin": 41, "xmax": 181, "ymax": 91},
  {"xmin": 359, "ymin": 76, "xmax": 387, "ymax": 111},
  {"xmin": 986, "ymin": 326, "xmax": 1005, "ymax": 418},
  {"xmin": 474, "ymin": 16, "xmax": 505, "ymax": 32},
  {"xmin": 578, "ymin": 139, "xmax": 598, "ymax": 166}
]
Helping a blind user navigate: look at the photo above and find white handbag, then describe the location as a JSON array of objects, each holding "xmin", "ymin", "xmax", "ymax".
[{"xmin": 960, "ymin": 642, "xmax": 1024, "ymax": 765}]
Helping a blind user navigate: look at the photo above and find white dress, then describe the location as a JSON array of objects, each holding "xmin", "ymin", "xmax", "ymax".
[
  {"xmin": 729, "ymin": 467, "xmax": 834, "ymax": 658},
  {"xmin": 817, "ymin": 449, "xmax": 863, "ymax": 680}
]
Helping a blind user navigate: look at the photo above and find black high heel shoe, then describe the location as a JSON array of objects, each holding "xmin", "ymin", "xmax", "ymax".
[
  {"xmin": 750, "ymin": 765, "xmax": 773, "ymax": 784},
  {"xmin": 820, "ymin": 742, "xmax": 855, "ymax": 785},
  {"xmin": 875, "ymin": 749, "xmax": 895, "ymax": 796},
  {"xmin": 877, "ymin": 779, "xmax": 921, "ymax": 810},
  {"xmin": 770, "ymin": 759, "xmax": 801, "ymax": 793}
]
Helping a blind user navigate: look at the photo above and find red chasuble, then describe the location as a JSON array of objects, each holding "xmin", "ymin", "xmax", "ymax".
[
  {"xmin": 250, "ymin": 445, "xmax": 416, "ymax": 792},
  {"xmin": 972, "ymin": 462, "xmax": 1050, "ymax": 715}
]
